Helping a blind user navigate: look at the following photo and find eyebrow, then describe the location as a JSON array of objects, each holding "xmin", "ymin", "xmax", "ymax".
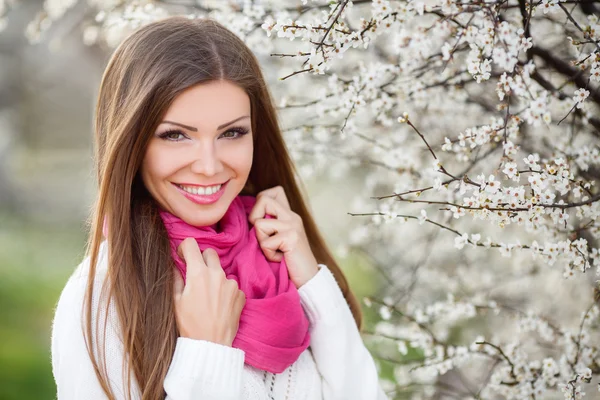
[{"xmin": 161, "ymin": 116, "xmax": 250, "ymax": 132}]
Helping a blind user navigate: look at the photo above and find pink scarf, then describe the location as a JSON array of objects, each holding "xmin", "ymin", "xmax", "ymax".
[{"xmin": 158, "ymin": 195, "xmax": 311, "ymax": 373}]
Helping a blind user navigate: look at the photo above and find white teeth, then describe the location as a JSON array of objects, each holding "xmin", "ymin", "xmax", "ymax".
[{"xmin": 178, "ymin": 184, "xmax": 222, "ymax": 196}]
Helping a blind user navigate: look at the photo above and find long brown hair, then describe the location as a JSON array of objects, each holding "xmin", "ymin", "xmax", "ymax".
[{"xmin": 84, "ymin": 16, "xmax": 362, "ymax": 400}]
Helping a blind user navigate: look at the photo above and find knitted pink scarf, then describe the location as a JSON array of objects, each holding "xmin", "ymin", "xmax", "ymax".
[{"xmin": 158, "ymin": 195, "xmax": 311, "ymax": 373}]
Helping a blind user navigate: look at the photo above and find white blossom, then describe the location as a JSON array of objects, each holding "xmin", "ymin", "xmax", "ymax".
[{"xmin": 573, "ymin": 88, "xmax": 590, "ymax": 109}]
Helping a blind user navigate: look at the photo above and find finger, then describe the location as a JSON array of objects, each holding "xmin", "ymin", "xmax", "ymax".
[
  {"xmin": 201, "ymin": 247, "xmax": 223, "ymax": 271},
  {"xmin": 254, "ymin": 218, "xmax": 288, "ymax": 243},
  {"xmin": 177, "ymin": 237, "xmax": 202, "ymax": 262},
  {"xmin": 266, "ymin": 229, "xmax": 298, "ymax": 253},
  {"xmin": 248, "ymin": 195, "xmax": 290, "ymax": 225},
  {"xmin": 258, "ymin": 186, "xmax": 291, "ymax": 210},
  {"xmin": 177, "ymin": 238, "xmax": 207, "ymax": 278},
  {"xmin": 258, "ymin": 233, "xmax": 285, "ymax": 262}
]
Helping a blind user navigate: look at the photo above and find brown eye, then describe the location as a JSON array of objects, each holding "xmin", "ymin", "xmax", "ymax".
[
  {"xmin": 220, "ymin": 127, "xmax": 250, "ymax": 139},
  {"xmin": 158, "ymin": 130, "xmax": 186, "ymax": 141}
]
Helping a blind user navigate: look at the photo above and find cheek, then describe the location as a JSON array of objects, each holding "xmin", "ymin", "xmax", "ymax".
[
  {"xmin": 141, "ymin": 144, "xmax": 181, "ymax": 185},
  {"xmin": 234, "ymin": 140, "xmax": 253, "ymax": 175}
]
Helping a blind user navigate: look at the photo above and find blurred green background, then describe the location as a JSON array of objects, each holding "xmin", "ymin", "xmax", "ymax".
[{"xmin": 0, "ymin": 214, "xmax": 86, "ymax": 399}]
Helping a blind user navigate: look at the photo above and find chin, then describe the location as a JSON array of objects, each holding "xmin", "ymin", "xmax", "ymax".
[
  {"xmin": 178, "ymin": 200, "xmax": 232, "ymax": 228},
  {"xmin": 186, "ymin": 217, "xmax": 220, "ymax": 228},
  {"xmin": 179, "ymin": 209, "xmax": 224, "ymax": 228}
]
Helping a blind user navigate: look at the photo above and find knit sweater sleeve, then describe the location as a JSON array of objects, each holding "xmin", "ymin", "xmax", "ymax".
[
  {"xmin": 51, "ymin": 252, "xmax": 245, "ymax": 400},
  {"xmin": 297, "ymin": 265, "xmax": 389, "ymax": 400}
]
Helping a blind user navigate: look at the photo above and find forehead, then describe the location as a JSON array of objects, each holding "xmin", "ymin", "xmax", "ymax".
[{"xmin": 162, "ymin": 80, "xmax": 251, "ymax": 130}]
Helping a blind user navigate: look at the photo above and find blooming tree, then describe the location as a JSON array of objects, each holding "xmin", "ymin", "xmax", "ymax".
[{"xmin": 15, "ymin": 0, "xmax": 600, "ymax": 398}]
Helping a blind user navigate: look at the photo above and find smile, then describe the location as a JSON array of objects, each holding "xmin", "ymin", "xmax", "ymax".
[
  {"xmin": 176, "ymin": 183, "xmax": 222, "ymax": 195},
  {"xmin": 172, "ymin": 181, "xmax": 229, "ymax": 205}
]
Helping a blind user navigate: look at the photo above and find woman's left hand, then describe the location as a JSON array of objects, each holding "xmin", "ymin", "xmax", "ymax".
[{"xmin": 248, "ymin": 186, "xmax": 319, "ymax": 288}]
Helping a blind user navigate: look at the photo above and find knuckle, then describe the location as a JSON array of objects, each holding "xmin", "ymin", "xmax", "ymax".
[{"xmin": 227, "ymin": 279, "xmax": 239, "ymax": 289}]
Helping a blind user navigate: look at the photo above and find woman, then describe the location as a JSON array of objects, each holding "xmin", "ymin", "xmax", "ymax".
[{"xmin": 51, "ymin": 16, "xmax": 388, "ymax": 400}]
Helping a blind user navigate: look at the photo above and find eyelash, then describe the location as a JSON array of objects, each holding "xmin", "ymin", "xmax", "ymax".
[{"xmin": 157, "ymin": 126, "xmax": 250, "ymax": 142}]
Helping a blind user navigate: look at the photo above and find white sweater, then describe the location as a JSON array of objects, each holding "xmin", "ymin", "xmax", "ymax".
[{"xmin": 51, "ymin": 240, "xmax": 388, "ymax": 400}]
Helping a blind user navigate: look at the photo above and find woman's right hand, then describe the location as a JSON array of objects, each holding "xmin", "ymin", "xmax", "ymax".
[{"xmin": 173, "ymin": 237, "xmax": 246, "ymax": 347}]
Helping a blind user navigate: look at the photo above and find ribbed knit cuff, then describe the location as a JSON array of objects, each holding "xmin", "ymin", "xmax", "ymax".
[
  {"xmin": 164, "ymin": 337, "xmax": 245, "ymax": 398},
  {"xmin": 298, "ymin": 264, "xmax": 348, "ymax": 327}
]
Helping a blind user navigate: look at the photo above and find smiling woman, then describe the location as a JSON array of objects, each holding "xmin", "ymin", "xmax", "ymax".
[{"xmin": 50, "ymin": 15, "xmax": 387, "ymax": 400}]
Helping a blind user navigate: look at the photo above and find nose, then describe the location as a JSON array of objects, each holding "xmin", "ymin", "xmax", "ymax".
[{"xmin": 189, "ymin": 141, "xmax": 224, "ymax": 177}]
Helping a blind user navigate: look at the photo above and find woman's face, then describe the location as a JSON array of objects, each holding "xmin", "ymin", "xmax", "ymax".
[{"xmin": 141, "ymin": 80, "xmax": 253, "ymax": 227}]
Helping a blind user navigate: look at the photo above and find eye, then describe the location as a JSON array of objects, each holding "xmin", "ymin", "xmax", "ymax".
[
  {"xmin": 158, "ymin": 129, "xmax": 187, "ymax": 141},
  {"xmin": 220, "ymin": 126, "xmax": 250, "ymax": 139}
]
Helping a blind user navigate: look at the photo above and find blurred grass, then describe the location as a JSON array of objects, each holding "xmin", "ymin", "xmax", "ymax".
[{"xmin": 0, "ymin": 212, "xmax": 87, "ymax": 400}]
